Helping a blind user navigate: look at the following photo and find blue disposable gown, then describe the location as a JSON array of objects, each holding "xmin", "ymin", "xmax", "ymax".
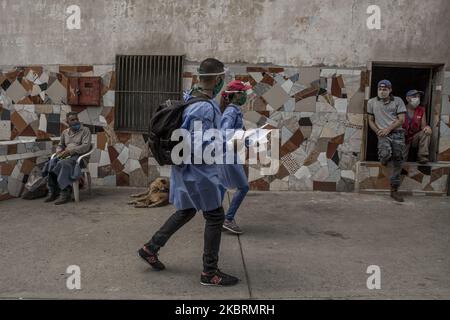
[
  {"xmin": 217, "ymin": 104, "xmax": 249, "ymax": 189},
  {"xmin": 169, "ymin": 92, "xmax": 223, "ymax": 212}
]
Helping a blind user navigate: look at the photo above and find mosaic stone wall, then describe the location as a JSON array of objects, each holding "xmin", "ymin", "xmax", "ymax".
[
  {"xmin": 438, "ymin": 72, "xmax": 450, "ymax": 161},
  {"xmin": 1, "ymin": 63, "xmax": 449, "ymax": 201},
  {"xmin": 356, "ymin": 162, "xmax": 449, "ymax": 195}
]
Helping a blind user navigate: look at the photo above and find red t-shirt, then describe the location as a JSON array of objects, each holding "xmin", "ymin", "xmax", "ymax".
[{"xmin": 402, "ymin": 106, "xmax": 425, "ymax": 144}]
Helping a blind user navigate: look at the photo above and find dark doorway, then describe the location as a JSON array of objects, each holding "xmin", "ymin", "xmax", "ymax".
[{"xmin": 366, "ymin": 65, "xmax": 432, "ymax": 161}]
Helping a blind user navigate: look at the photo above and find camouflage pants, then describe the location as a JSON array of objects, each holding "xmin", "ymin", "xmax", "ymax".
[{"xmin": 377, "ymin": 129, "xmax": 406, "ymax": 188}]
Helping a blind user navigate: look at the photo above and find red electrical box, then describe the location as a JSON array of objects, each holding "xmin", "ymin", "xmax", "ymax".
[{"xmin": 67, "ymin": 77, "xmax": 102, "ymax": 106}]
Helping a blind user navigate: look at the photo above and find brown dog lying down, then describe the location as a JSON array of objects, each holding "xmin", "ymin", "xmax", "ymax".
[{"xmin": 128, "ymin": 177, "xmax": 170, "ymax": 208}]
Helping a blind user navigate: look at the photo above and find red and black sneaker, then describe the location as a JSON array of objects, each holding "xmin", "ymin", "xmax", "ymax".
[
  {"xmin": 200, "ymin": 269, "xmax": 239, "ymax": 286},
  {"xmin": 138, "ymin": 246, "xmax": 165, "ymax": 271}
]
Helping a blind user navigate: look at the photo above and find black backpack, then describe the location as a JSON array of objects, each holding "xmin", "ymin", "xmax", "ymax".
[{"xmin": 148, "ymin": 97, "xmax": 214, "ymax": 165}]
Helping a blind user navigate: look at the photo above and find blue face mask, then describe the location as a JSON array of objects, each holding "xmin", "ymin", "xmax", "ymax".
[{"xmin": 70, "ymin": 122, "xmax": 81, "ymax": 131}]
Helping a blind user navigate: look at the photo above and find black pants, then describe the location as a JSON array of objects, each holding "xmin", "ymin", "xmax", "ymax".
[{"xmin": 145, "ymin": 207, "xmax": 225, "ymax": 273}]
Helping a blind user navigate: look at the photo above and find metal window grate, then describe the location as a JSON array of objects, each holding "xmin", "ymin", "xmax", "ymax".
[{"xmin": 114, "ymin": 55, "xmax": 184, "ymax": 132}]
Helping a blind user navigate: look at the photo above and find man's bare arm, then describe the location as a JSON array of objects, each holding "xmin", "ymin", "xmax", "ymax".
[{"xmin": 368, "ymin": 115, "xmax": 380, "ymax": 134}]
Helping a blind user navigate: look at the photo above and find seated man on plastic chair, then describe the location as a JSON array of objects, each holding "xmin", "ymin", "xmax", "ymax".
[{"xmin": 42, "ymin": 112, "xmax": 92, "ymax": 205}]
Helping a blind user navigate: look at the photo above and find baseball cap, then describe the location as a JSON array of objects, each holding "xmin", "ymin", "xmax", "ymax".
[
  {"xmin": 378, "ymin": 80, "xmax": 392, "ymax": 88},
  {"xmin": 406, "ymin": 89, "xmax": 424, "ymax": 97}
]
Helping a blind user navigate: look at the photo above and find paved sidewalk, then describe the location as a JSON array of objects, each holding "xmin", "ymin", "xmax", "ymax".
[{"xmin": 0, "ymin": 188, "xmax": 449, "ymax": 299}]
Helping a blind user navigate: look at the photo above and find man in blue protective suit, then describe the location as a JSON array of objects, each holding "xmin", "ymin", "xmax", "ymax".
[{"xmin": 138, "ymin": 58, "xmax": 239, "ymax": 286}]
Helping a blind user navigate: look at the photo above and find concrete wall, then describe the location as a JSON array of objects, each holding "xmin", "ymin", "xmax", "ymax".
[{"xmin": 1, "ymin": 0, "xmax": 449, "ymax": 67}]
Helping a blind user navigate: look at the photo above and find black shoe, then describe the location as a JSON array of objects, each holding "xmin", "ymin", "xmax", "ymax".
[
  {"xmin": 200, "ymin": 269, "xmax": 239, "ymax": 286},
  {"xmin": 54, "ymin": 191, "xmax": 72, "ymax": 205},
  {"xmin": 138, "ymin": 246, "xmax": 165, "ymax": 271},
  {"xmin": 44, "ymin": 193, "xmax": 59, "ymax": 203}
]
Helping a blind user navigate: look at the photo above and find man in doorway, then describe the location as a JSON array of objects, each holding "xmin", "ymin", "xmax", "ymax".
[
  {"xmin": 368, "ymin": 80, "xmax": 406, "ymax": 202},
  {"xmin": 402, "ymin": 89, "xmax": 432, "ymax": 164}
]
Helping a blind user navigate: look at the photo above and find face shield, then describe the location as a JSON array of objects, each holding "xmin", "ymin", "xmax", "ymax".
[
  {"xmin": 196, "ymin": 66, "xmax": 230, "ymax": 78},
  {"xmin": 197, "ymin": 67, "xmax": 230, "ymax": 98}
]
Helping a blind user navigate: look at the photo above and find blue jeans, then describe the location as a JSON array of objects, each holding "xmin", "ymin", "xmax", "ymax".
[{"xmin": 220, "ymin": 185, "xmax": 249, "ymax": 221}]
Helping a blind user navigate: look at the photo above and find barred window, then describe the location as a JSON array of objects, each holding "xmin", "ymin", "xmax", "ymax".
[{"xmin": 114, "ymin": 55, "xmax": 184, "ymax": 132}]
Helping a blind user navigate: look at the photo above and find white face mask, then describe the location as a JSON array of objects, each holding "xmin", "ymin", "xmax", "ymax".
[
  {"xmin": 409, "ymin": 97, "xmax": 420, "ymax": 108},
  {"xmin": 378, "ymin": 89, "xmax": 390, "ymax": 99}
]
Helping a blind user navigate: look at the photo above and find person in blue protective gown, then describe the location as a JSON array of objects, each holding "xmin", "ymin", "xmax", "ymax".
[
  {"xmin": 218, "ymin": 80, "xmax": 252, "ymax": 234},
  {"xmin": 137, "ymin": 58, "xmax": 239, "ymax": 286}
]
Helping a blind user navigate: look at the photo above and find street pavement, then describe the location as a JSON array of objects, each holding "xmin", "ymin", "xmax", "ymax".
[{"xmin": 0, "ymin": 187, "xmax": 449, "ymax": 299}]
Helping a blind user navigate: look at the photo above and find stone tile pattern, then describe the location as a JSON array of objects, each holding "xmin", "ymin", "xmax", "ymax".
[
  {"xmin": 1, "ymin": 64, "xmax": 449, "ymax": 200},
  {"xmin": 0, "ymin": 140, "xmax": 58, "ymax": 200},
  {"xmin": 188, "ymin": 65, "xmax": 445, "ymax": 193},
  {"xmin": 184, "ymin": 66, "xmax": 367, "ymax": 193}
]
